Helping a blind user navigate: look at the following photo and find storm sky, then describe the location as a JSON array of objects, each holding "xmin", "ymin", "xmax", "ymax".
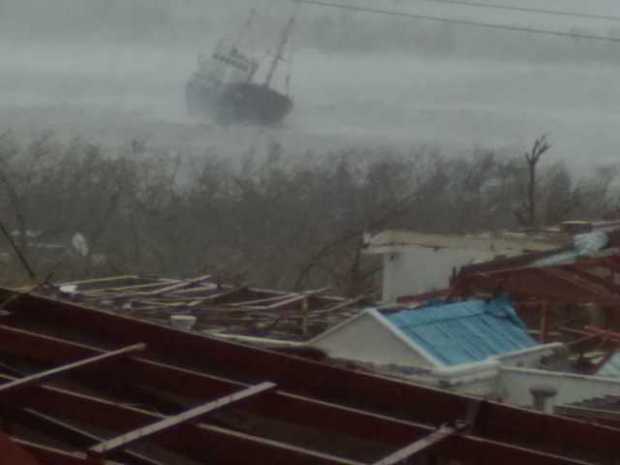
[{"xmin": 1, "ymin": 0, "xmax": 620, "ymax": 172}]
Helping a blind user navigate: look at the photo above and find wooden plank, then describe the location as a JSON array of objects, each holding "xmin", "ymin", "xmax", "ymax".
[
  {"xmin": 138, "ymin": 275, "xmax": 212, "ymax": 297},
  {"xmin": 13, "ymin": 437, "xmax": 122, "ymax": 465},
  {"xmin": 226, "ymin": 294, "xmax": 298, "ymax": 307},
  {"xmin": 189, "ymin": 287, "xmax": 248, "ymax": 304},
  {"xmin": 0, "ymin": 432, "xmax": 40, "ymax": 465},
  {"xmin": 167, "ymin": 283, "xmax": 229, "ymax": 296},
  {"xmin": 89, "ymin": 382, "xmax": 276, "ymax": 456},
  {"xmin": 373, "ymin": 426, "xmax": 457, "ymax": 465},
  {"xmin": 311, "ymin": 296, "xmax": 365, "ymax": 316},
  {"xmin": 0, "ymin": 343, "xmax": 145, "ymax": 394},
  {"xmin": 225, "ymin": 288, "xmax": 332, "ymax": 309},
  {"xmin": 86, "ymin": 281, "xmax": 178, "ymax": 295}
]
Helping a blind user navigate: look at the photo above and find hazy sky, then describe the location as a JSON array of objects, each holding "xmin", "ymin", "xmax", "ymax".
[
  {"xmin": 3, "ymin": 0, "xmax": 620, "ymax": 45},
  {"xmin": 2, "ymin": 0, "xmax": 620, "ymax": 173},
  {"xmin": 5, "ymin": 0, "xmax": 620, "ymax": 30}
]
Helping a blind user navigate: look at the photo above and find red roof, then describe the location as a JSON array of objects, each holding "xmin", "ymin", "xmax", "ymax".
[{"xmin": 0, "ymin": 288, "xmax": 617, "ymax": 464}]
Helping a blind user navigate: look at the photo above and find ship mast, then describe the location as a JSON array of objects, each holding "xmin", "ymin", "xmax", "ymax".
[
  {"xmin": 264, "ymin": 9, "xmax": 298, "ymax": 88},
  {"xmin": 234, "ymin": 8, "xmax": 256, "ymax": 49}
]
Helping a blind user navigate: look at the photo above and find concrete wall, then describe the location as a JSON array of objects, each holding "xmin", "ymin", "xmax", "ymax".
[
  {"xmin": 311, "ymin": 312, "xmax": 433, "ymax": 368},
  {"xmin": 495, "ymin": 343, "xmax": 566, "ymax": 368},
  {"xmin": 404, "ymin": 346, "xmax": 562, "ymax": 399},
  {"xmin": 498, "ymin": 367, "xmax": 620, "ymax": 408},
  {"xmin": 410, "ymin": 361, "xmax": 501, "ymax": 398},
  {"xmin": 355, "ymin": 345, "xmax": 567, "ymax": 400},
  {"xmin": 392, "ymin": 360, "xmax": 620, "ymax": 408},
  {"xmin": 381, "ymin": 248, "xmax": 490, "ymax": 302}
]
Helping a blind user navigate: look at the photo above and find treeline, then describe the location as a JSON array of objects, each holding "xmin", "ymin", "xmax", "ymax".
[{"xmin": 0, "ymin": 131, "xmax": 617, "ymax": 294}]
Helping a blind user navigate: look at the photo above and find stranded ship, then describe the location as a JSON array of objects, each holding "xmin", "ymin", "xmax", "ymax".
[{"xmin": 185, "ymin": 11, "xmax": 295, "ymax": 125}]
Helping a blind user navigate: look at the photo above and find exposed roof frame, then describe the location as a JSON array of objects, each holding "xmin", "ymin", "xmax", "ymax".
[
  {"xmin": 0, "ymin": 373, "xmax": 363, "ymax": 465},
  {"xmin": 0, "ymin": 370, "xmax": 593, "ymax": 465},
  {"xmin": 13, "ymin": 408, "xmax": 167, "ymax": 465},
  {"xmin": 1, "ymin": 290, "xmax": 618, "ymax": 464},
  {"xmin": 0, "ymin": 323, "xmax": 578, "ymax": 464}
]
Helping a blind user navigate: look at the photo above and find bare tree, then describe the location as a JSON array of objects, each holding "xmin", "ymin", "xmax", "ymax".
[{"xmin": 515, "ymin": 135, "xmax": 551, "ymax": 228}]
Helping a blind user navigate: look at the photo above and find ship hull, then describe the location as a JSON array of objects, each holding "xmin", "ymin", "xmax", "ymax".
[{"xmin": 186, "ymin": 79, "xmax": 292, "ymax": 125}]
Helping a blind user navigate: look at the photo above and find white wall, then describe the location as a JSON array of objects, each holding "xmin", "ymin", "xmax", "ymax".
[
  {"xmin": 495, "ymin": 343, "xmax": 566, "ymax": 369},
  {"xmin": 411, "ymin": 361, "xmax": 501, "ymax": 398},
  {"xmin": 335, "ymin": 345, "xmax": 567, "ymax": 400},
  {"xmin": 405, "ymin": 347, "xmax": 562, "ymax": 399},
  {"xmin": 311, "ymin": 312, "xmax": 433, "ymax": 368},
  {"xmin": 382, "ymin": 248, "xmax": 490, "ymax": 302},
  {"xmin": 498, "ymin": 367, "xmax": 620, "ymax": 408},
  {"xmin": 382, "ymin": 359, "xmax": 620, "ymax": 408}
]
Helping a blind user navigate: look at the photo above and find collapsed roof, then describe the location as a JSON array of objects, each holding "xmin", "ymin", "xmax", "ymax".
[
  {"xmin": 311, "ymin": 297, "xmax": 545, "ymax": 369},
  {"xmin": 53, "ymin": 274, "xmax": 368, "ymax": 341},
  {"xmin": 0, "ymin": 288, "xmax": 617, "ymax": 464}
]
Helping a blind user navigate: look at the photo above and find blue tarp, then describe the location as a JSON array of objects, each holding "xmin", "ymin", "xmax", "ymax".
[
  {"xmin": 385, "ymin": 296, "xmax": 537, "ymax": 366},
  {"xmin": 599, "ymin": 353, "xmax": 620, "ymax": 379},
  {"xmin": 532, "ymin": 231, "xmax": 609, "ymax": 267}
]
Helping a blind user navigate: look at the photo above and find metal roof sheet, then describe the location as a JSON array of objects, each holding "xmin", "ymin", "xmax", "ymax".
[
  {"xmin": 599, "ymin": 352, "xmax": 620, "ymax": 378},
  {"xmin": 385, "ymin": 297, "xmax": 537, "ymax": 366}
]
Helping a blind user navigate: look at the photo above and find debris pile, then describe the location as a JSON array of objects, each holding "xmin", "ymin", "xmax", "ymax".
[{"xmin": 52, "ymin": 274, "xmax": 369, "ymax": 340}]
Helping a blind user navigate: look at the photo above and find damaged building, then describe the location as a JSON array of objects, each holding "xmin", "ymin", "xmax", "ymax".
[
  {"xmin": 0, "ymin": 222, "xmax": 619, "ymax": 463},
  {"xmin": 0, "ymin": 288, "xmax": 618, "ymax": 464}
]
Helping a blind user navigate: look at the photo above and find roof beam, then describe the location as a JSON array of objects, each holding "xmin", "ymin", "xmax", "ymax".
[
  {"xmin": 137, "ymin": 274, "xmax": 212, "ymax": 297},
  {"xmin": 565, "ymin": 265, "xmax": 620, "ymax": 297},
  {"xmin": 12, "ymin": 438, "xmax": 121, "ymax": 465},
  {"xmin": 89, "ymin": 382, "xmax": 276, "ymax": 456},
  {"xmin": 11, "ymin": 408, "xmax": 166, "ymax": 465},
  {"xmin": 195, "ymin": 286, "xmax": 248, "ymax": 303},
  {"xmin": 540, "ymin": 268, "xmax": 616, "ymax": 299},
  {"xmin": 448, "ymin": 434, "xmax": 594, "ymax": 465},
  {"xmin": 455, "ymin": 266, "xmax": 620, "ymax": 304},
  {"xmin": 373, "ymin": 425, "xmax": 458, "ymax": 465},
  {"xmin": 0, "ymin": 432, "xmax": 40, "ymax": 465},
  {"xmin": 0, "ymin": 343, "xmax": 145, "ymax": 395}
]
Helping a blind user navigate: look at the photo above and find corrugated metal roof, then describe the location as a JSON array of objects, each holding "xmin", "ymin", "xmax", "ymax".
[
  {"xmin": 385, "ymin": 297, "xmax": 537, "ymax": 366},
  {"xmin": 599, "ymin": 352, "xmax": 620, "ymax": 378}
]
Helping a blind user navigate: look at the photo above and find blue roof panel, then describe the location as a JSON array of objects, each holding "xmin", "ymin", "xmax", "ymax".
[{"xmin": 385, "ymin": 297, "xmax": 537, "ymax": 366}]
